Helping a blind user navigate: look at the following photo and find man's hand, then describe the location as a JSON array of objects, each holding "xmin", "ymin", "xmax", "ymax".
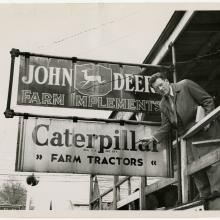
[
  {"xmin": 137, "ymin": 136, "xmax": 154, "ymax": 145},
  {"xmin": 136, "ymin": 136, "xmax": 157, "ymax": 152}
]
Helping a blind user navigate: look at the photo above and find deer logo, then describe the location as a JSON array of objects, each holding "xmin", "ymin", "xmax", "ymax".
[
  {"xmin": 80, "ymin": 68, "xmax": 106, "ymax": 88},
  {"xmin": 75, "ymin": 63, "xmax": 112, "ymax": 96}
]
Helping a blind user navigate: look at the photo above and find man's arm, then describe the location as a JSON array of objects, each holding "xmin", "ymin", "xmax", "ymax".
[
  {"xmin": 139, "ymin": 110, "xmax": 171, "ymax": 145},
  {"xmin": 185, "ymin": 79, "xmax": 215, "ymax": 131},
  {"xmin": 153, "ymin": 111, "xmax": 171, "ymax": 143},
  {"xmin": 186, "ymin": 79, "xmax": 215, "ymax": 115}
]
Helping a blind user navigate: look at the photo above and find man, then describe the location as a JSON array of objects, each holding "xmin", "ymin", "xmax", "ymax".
[{"xmin": 139, "ymin": 72, "xmax": 220, "ymax": 200}]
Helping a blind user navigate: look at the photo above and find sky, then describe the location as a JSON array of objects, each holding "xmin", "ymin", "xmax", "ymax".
[{"xmin": 0, "ymin": 2, "xmax": 175, "ymax": 210}]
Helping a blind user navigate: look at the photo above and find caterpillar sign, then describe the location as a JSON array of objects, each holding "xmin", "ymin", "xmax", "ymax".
[{"xmin": 16, "ymin": 117, "xmax": 172, "ymax": 177}]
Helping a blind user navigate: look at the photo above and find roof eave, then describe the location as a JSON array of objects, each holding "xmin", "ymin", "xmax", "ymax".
[{"xmin": 143, "ymin": 10, "xmax": 195, "ymax": 65}]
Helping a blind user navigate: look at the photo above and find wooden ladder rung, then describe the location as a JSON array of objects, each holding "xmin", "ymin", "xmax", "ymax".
[{"xmin": 192, "ymin": 139, "xmax": 220, "ymax": 146}]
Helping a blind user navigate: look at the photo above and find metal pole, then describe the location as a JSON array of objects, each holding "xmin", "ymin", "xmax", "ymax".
[
  {"xmin": 17, "ymin": 49, "xmax": 171, "ymax": 70},
  {"xmin": 11, "ymin": 111, "xmax": 161, "ymax": 126},
  {"xmin": 170, "ymin": 42, "xmax": 182, "ymax": 204},
  {"xmin": 4, "ymin": 48, "xmax": 19, "ymax": 118}
]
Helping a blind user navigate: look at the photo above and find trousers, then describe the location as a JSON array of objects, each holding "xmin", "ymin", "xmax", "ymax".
[
  {"xmin": 193, "ymin": 163, "xmax": 220, "ymax": 196},
  {"xmin": 186, "ymin": 119, "xmax": 220, "ymax": 196}
]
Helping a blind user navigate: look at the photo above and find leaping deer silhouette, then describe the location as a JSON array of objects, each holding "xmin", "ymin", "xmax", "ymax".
[{"xmin": 80, "ymin": 68, "xmax": 106, "ymax": 88}]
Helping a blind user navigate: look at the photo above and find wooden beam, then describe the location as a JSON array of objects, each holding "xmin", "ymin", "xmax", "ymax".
[
  {"xmin": 117, "ymin": 176, "xmax": 177, "ymax": 209},
  {"xmin": 183, "ymin": 106, "xmax": 220, "ymax": 139},
  {"xmin": 91, "ymin": 176, "xmax": 131, "ymax": 205},
  {"xmin": 99, "ymin": 197, "xmax": 102, "ymax": 210},
  {"xmin": 113, "ymin": 176, "xmax": 119, "ymax": 210},
  {"xmin": 187, "ymin": 148, "xmax": 220, "ymax": 175},
  {"xmin": 180, "ymin": 139, "xmax": 189, "ymax": 203},
  {"xmin": 117, "ymin": 190, "xmax": 139, "ymax": 209},
  {"xmin": 115, "ymin": 176, "xmax": 130, "ymax": 188},
  {"xmin": 152, "ymin": 11, "xmax": 195, "ymax": 65},
  {"xmin": 192, "ymin": 139, "xmax": 220, "ymax": 146},
  {"xmin": 145, "ymin": 176, "xmax": 177, "ymax": 194},
  {"xmin": 139, "ymin": 177, "xmax": 146, "ymax": 210},
  {"xmin": 127, "ymin": 178, "xmax": 133, "ymax": 210}
]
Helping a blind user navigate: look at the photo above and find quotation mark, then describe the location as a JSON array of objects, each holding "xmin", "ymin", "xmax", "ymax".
[
  {"xmin": 36, "ymin": 154, "xmax": 42, "ymax": 160},
  {"xmin": 151, "ymin": 160, "xmax": 157, "ymax": 166}
]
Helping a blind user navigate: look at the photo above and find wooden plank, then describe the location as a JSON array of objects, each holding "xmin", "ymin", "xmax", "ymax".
[
  {"xmin": 176, "ymin": 133, "xmax": 182, "ymax": 203},
  {"xmin": 152, "ymin": 11, "xmax": 195, "ymax": 64},
  {"xmin": 183, "ymin": 106, "xmax": 220, "ymax": 139},
  {"xmin": 113, "ymin": 176, "xmax": 118, "ymax": 210},
  {"xmin": 170, "ymin": 200, "xmax": 205, "ymax": 210},
  {"xmin": 117, "ymin": 191, "xmax": 139, "ymax": 209},
  {"xmin": 115, "ymin": 176, "xmax": 130, "ymax": 188},
  {"xmin": 180, "ymin": 139, "xmax": 189, "ymax": 203},
  {"xmin": 187, "ymin": 148, "xmax": 220, "ymax": 175},
  {"xmin": 117, "ymin": 185, "xmax": 120, "ymax": 202},
  {"xmin": 127, "ymin": 178, "xmax": 133, "ymax": 210},
  {"xmin": 91, "ymin": 176, "xmax": 130, "ymax": 204},
  {"xmin": 100, "ymin": 187, "xmax": 113, "ymax": 199},
  {"xmin": 99, "ymin": 197, "xmax": 102, "ymax": 210},
  {"xmin": 144, "ymin": 175, "xmax": 177, "ymax": 194},
  {"xmin": 139, "ymin": 177, "xmax": 146, "ymax": 210},
  {"xmin": 192, "ymin": 139, "xmax": 220, "ymax": 146},
  {"xmin": 117, "ymin": 176, "xmax": 177, "ymax": 209}
]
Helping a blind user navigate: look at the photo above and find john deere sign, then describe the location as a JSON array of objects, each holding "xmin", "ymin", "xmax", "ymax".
[{"xmin": 17, "ymin": 55, "xmax": 161, "ymax": 114}]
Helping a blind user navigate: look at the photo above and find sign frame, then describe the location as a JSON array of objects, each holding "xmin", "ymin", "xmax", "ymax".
[
  {"xmin": 4, "ymin": 48, "xmax": 171, "ymax": 119},
  {"xmin": 15, "ymin": 116, "xmax": 173, "ymax": 177}
]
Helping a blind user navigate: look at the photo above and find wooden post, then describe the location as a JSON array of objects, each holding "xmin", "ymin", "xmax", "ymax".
[
  {"xmin": 181, "ymin": 139, "xmax": 189, "ymax": 203},
  {"xmin": 117, "ymin": 182, "xmax": 120, "ymax": 202},
  {"xmin": 25, "ymin": 186, "xmax": 31, "ymax": 210},
  {"xmin": 139, "ymin": 177, "xmax": 146, "ymax": 210},
  {"xmin": 127, "ymin": 177, "xmax": 133, "ymax": 210},
  {"xmin": 170, "ymin": 42, "xmax": 177, "ymax": 83},
  {"xmin": 170, "ymin": 42, "xmax": 182, "ymax": 204},
  {"xmin": 113, "ymin": 176, "xmax": 119, "ymax": 210},
  {"xmin": 89, "ymin": 175, "xmax": 94, "ymax": 210},
  {"xmin": 99, "ymin": 196, "xmax": 102, "ymax": 210}
]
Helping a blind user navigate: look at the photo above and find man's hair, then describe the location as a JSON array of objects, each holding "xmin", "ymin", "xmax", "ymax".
[{"xmin": 149, "ymin": 72, "xmax": 167, "ymax": 88}]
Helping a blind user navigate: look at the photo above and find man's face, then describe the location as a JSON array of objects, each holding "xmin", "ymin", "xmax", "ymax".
[{"xmin": 152, "ymin": 78, "xmax": 170, "ymax": 96}]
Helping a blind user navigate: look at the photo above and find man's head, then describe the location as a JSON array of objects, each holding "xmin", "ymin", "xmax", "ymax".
[{"xmin": 149, "ymin": 72, "xmax": 170, "ymax": 96}]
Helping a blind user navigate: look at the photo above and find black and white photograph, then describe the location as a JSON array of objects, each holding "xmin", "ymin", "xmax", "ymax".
[{"xmin": 1, "ymin": 1, "xmax": 220, "ymax": 217}]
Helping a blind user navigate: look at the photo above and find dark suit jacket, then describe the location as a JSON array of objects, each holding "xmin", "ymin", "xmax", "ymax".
[{"xmin": 153, "ymin": 79, "xmax": 215, "ymax": 143}]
